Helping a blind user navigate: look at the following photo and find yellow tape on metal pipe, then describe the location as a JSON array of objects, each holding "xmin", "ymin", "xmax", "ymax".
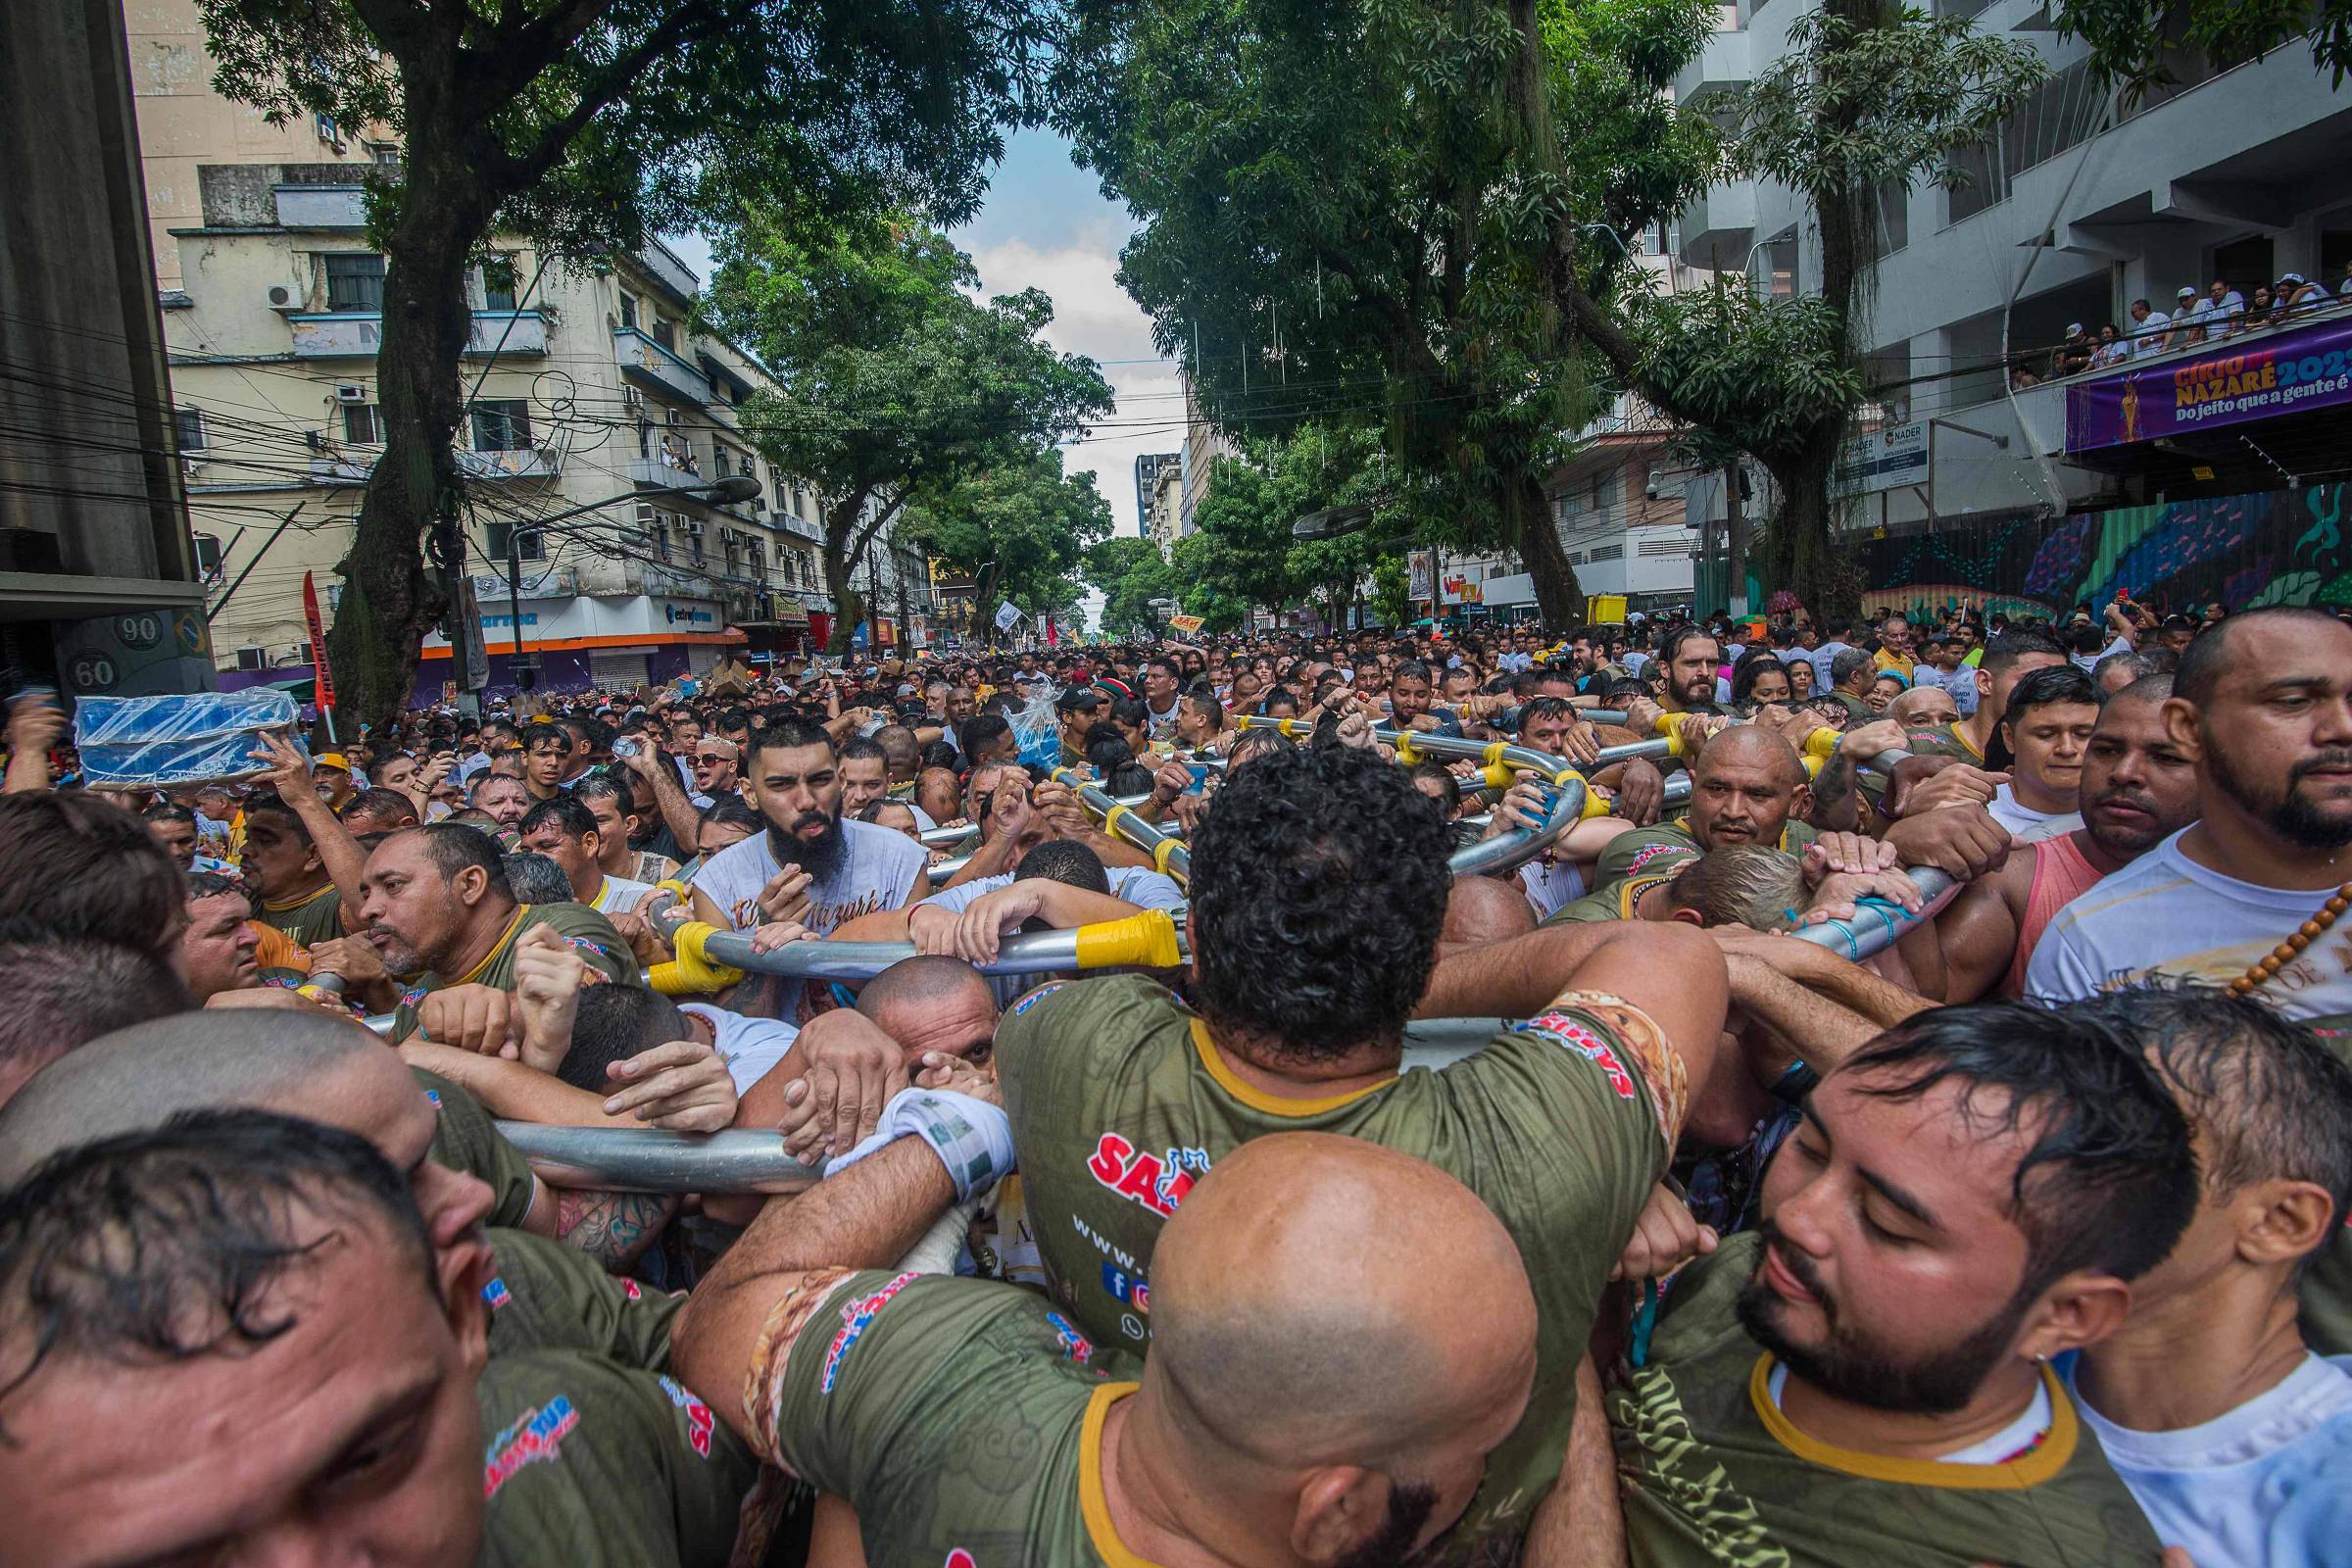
[
  {"xmin": 1152, "ymin": 836, "xmax": 1182, "ymax": 872},
  {"xmin": 1072, "ymin": 908, "xmax": 1183, "ymax": 969},
  {"xmin": 647, "ymin": 921, "xmax": 746, "ymax": 996}
]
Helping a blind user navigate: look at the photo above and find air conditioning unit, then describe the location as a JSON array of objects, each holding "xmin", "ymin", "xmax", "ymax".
[
  {"xmin": 664, "ymin": 407, "xmax": 685, "ymax": 427},
  {"xmin": 267, "ymin": 285, "xmax": 301, "ymax": 312},
  {"xmin": 683, "ymin": 519, "xmax": 706, "ymax": 538},
  {"xmin": 235, "ymin": 645, "xmax": 270, "ymax": 672},
  {"xmin": 333, "ymin": 383, "xmax": 368, "ymax": 404},
  {"xmin": 622, "ymin": 387, "xmax": 645, "ymax": 414},
  {"xmin": 633, "ymin": 502, "xmax": 657, "ymax": 528}
]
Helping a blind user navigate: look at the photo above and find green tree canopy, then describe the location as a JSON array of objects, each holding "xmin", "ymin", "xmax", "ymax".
[
  {"xmin": 703, "ymin": 216, "xmax": 1115, "ymax": 651},
  {"xmin": 197, "ymin": 0, "xmax": 1056, "ymax": 723},
  {"xmin": 903, "ymin": 450, "xmax": 1113, "ymax": 644},
  {"xmin": 1054, "ymin": 0, "xmax": 1720, "ymax": 623},
  {"xmin": 1084, "ymin": 535, "xmax": 1183, "ymax": 637}
]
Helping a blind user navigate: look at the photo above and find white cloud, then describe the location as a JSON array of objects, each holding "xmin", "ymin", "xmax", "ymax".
[{"xmin": 963, "ymin": 235, "xmax": 1184, "ymax": 545}]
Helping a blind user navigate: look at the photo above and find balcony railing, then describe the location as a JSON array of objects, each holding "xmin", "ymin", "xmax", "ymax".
[
  {"xmin": 311, "ymin": 446, "xmax": 562, "ymax": 485},
  {"xmin": 769, "ymin": 508, "xmax": 824, "ymax": 542},
  {"xmin": 613, "ymin": 326, "xmax": 711, "ymax": 405},
  {"xmin": 273, "ymin": 184, "xmax": 368, "ymax": 229},
  {"xmin": 289, "ymin": 311, "xmax": 548, "ymax": 359}
]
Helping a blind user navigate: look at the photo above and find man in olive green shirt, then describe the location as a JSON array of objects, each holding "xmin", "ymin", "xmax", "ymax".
[
  {"xmin": 1611, "ymin": 1002, "xmax": 2196, "ymax": 1566},
  {"xmin": 356, "ymin": 822, "xmax": 635, "ymax": 1043},
  {"xmin": 1549, "ymin": 727, "xmax": 1820, "ymax": 925},
  {"xmin": 673, "ymin": 1127, "xmax": 1543, "ymax": 1568},
  {"xmin": 0, "ymin": 1110, "xmax": 760, "ymax": 1568},
  {"xmin": 992, "ymin": 745, "xmax": 1734, "ymax": 1566}
]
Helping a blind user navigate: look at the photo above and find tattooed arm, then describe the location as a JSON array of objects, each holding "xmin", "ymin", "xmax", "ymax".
[{"xmin": 558, "ymin": 1187, "xmax": 680, "ymax": 1273}]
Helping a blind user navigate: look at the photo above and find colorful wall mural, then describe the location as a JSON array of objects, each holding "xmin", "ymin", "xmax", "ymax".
[{"xmin": 1855, "ymin": 483, "xmax": 2352, "ymax": 620}]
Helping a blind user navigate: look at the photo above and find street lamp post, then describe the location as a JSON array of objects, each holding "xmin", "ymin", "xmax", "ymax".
[{"xmin": 502, "ymin": 475, "xmax": 760, "ymax": 690}]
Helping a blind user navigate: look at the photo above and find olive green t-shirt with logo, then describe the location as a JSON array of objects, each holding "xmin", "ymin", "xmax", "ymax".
[
  {"xmin": 476, "ymin": 1348, "xmax": 764, "ymax": 1568},
  {"xmin": 997, "ymin": 973, "xmax": 1687, "ymax": 1565},
  {"xmin": 743, "ymin": 1267, "xmax": 1142, "ymax": 1566},
  {"xmin": 1610, "ymin": 1232, "xmax": 2167, "ymax": 1567},
  {"xmin": 391, "ymin": 902, "xmax": 637, "ymax": 1041}
]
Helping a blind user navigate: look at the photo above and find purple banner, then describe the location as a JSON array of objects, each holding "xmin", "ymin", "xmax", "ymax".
[{"xmin": 2066, "ymin": 312, "xmax": 2352, "ymax": 453}]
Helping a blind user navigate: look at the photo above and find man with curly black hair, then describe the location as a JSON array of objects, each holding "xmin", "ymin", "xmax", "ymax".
[{"xmin": 995, "ymin": 743, "xmax": 1733, "ymax": 1566}]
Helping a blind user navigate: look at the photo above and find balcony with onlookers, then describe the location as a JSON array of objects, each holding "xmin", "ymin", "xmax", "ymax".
[{"xmin": 614, "ymin": 325, "xmax": 711, "ymax": 404}]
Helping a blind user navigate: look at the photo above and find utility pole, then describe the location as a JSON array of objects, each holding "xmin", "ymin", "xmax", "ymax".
[
  {"xmin": 1724, "ymin": 460, "xmax": 1748, "ymax": 619},
  {"xmin": 506, "ymin": 521, "xmax": 538, "ymax": 691}
]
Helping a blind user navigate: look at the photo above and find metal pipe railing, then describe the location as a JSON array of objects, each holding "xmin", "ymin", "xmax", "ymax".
[
  {"xmin": 1788, "ymin": 866, "xmax": 1958, "ymax": 961},
  {"xmin": 1446, "ymin": 774, "xmax": 1604, "ymax": 877},
  {"xmin": 494, "ymin": 1123, "xmax": 820, "ymax": 1195},
  {"xmin": 698, "ymin": 914, "xmax": 1186, "ymax": 980},
  {"xmin": 1053, "ymin": 767, "xmax": 1193, "ymax": 883}
]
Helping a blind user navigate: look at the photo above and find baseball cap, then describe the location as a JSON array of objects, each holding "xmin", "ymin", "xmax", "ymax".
[
  {"xmin": 2067, "ymin": 321, "xmax": 2082, "ymax": 333},
  {"xmin": 2282, "ymin": 272, "xmax": 2306, "ymax": 286},
  {"xmin": 314, "ymin": 752, "xmax": 350, "ymax": 773},
  {"xmin": 2176, "ymin": 286, "xmax": 2194, "ymax": 299}
]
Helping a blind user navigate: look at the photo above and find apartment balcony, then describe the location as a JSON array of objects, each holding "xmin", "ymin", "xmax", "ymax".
[
  {"xmin": 768, "ymin": 508, "xmax": 824, "ymax": 543},
  {"xmin": 613, "ymin": 326, "xmax": 711, "ymax": 405},
  {"xmin": 634, "ymin": 239, "xmax": 702, "ymax": 307},
  {"xmin": 310, "ymin": 446, "xmax": 562, "ymax": 485},
  {"xmin": 272, "ymin": 184, "xmax": 368, "ymax": 229},
  {"xmin": 1675, "ymin": 179, "xmax": 1757, "ymax": 270},
  {"xmin": 627, "ymin": 455, "xmax": 707, "ymax": 489},
  {"xmin": 1672, "ymin": 14, "xmax": 1750, "ymax": 109},
  {"xmin": 288, "ymin": 310, "xmax": 547, "ymax": 359}
]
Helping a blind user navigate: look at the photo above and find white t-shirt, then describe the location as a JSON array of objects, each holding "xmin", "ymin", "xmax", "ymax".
[
  {"xmin": 1517, "ymin": 858, "xmax": 1588, "ymax": 920},
  {"xmin": 2132, "ymin": 311, "xmax": 2172, "ymax": 356},
  {"xmin": 591, "ymin": 873, "xmax": 657, "ymax": 915},
  {"xmin": 691, "ymin": 817, "xmax": 928, "ymax": 935},
  {"xmin": 677, "ymin": 1001, "xmax": 799, "ymax": 1094},
  {"xmin": 2026, "ymin": 828, "xmax": 2352, "ymax": 1021},
  {"xmin": 2069, "ymin": 1353, "xmax": 2352, "ymax": 1568},
  {"xmin": 1769, "ymin": 1362, "xmax": 2052, "ymax": 1465},
  {"xmin": 1985, "ymin": 783, "xmax": 2083, "ymax": 843},
  {"xmin": 916, "ymin": 866, "xmax": 1187, "ymax": 917}
]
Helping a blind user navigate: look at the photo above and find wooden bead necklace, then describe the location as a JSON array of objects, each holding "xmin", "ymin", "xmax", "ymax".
[{"xmin": 2229, "ymin": 881, "xmax": 2352, "ymax": 995}]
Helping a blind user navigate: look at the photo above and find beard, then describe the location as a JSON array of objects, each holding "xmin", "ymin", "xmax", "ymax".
[
  {"xmin": 2206, "ymin": 741, "xmax": 2352, "ymax": 851},
  {"xmin": 1733, "ymin": 1224, "xmax": 2029, "ymax": 1416},
  {"xmin": 1332, "ymin": 1481, "xmax": 1442, "ymax": 1568},
  {"xmin": 2082, "ymin": 785, "xmax": 2171, "ymax": 857},
  {"xmin": 766, "ymin": 810, "xmax": 849, "ymax": 880}
]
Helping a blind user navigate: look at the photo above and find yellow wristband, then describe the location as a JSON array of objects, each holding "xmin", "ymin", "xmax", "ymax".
[{"xmin": 1071, "ymin": 908, "xmax": 1183, "ymax": 970}]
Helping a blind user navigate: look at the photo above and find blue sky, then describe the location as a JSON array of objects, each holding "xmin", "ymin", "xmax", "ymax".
[{"xmin": 669, "ymin": 128, "xmax": 1175, "ymax": 549}]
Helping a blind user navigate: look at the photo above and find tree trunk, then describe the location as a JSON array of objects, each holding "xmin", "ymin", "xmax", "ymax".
[
  {"xmin": 1761, "ymin": 431, "xmax": 1859, "ymax": 621},
  {"xmin": 326, "ymin": 96, "xmax": 485, "ymax": 731},
  {"xmin": 1514, "ymin": 474, "xmax": 1585, "ymax": 626}
]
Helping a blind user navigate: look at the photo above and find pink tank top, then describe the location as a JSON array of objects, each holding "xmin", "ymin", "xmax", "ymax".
[{"xmin": 2002, "ymin": 833, "xmax": 2103, "ymax": 998}]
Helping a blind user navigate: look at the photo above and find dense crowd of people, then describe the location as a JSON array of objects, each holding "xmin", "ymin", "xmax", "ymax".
[{"xmin": 2, "ymin": 592, "xmax": 2350, "ymax": 1567}]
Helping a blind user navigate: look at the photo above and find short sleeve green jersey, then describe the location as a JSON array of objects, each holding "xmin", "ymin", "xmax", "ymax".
[
  {"xmin": 1610, "ymin": 1233, "xmax": 2168, "ymax": 1567},
  {"xmin": 391, "ymin": 903, "xmax": 637, "ymax": 1040},
  {"xmin": 997, "ymin": 974, "xmax": 1686, "ymax": 1563},
  {"xmin": 742, "ymin": 1267, "xmax": 1144, "ymax": 1566},
  {"xmin": 416, "ymin": 1067, "xmax": 539, "ymax": 1230},
  {"xmin": 257, "ymin": 884, "xmax": 344, "ymax": 946},
  {"xmin": 475, "ymin": 1348, "xmax": 762, "ymax": 1568}
]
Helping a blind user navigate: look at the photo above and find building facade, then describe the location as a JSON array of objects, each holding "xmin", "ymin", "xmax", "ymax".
[
  {"xmin": 132, "ymin": 0, "xmax": 930, "ymax": 700},
  {"xmin": 1, "ymin": 0, "xmax": 210, "ymax": 698},
  {"xmin": 1673, "ymin": 3, "xmax": 2352, "ymax": 564}
]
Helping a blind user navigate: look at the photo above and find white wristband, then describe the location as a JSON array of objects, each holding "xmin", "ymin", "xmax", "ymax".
[{"xmin": 823, "ymin": 1087, "xmax": 1016, "ymax": 1202}]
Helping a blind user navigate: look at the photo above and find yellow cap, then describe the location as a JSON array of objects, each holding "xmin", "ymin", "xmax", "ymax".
[{"xmin": 314, "ymin": 752, "xmax": 350, "ymax": 772}]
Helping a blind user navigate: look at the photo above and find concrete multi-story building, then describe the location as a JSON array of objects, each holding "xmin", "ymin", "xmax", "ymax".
[
  {"xmin": 130, "ymin": 0, "xmax": 928, "ymax": 699},
  {"xmin": 1672, "ymin": 2, "xmax": 2352, "ymax": 535},
  {"xmin": 1, "ymin": 0, "xmax": 210, "ymax": 698},
  {"xmin": 1177, "ymin": 371, "xmax": 1232, "ymax": 537},
  {"xmin": 1133, "ymin": 452, "xmax": 1179, "ymax": 544}
]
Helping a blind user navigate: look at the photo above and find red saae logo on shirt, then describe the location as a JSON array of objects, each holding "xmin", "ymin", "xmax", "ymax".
[
  {"xmin": 1087, "ymin": 1132, "xmax": 1202, "ymax": 1218},
  {"xmin": 1524, "ymin": 1012, "xmax": 1638, "ymax": 1101}
]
